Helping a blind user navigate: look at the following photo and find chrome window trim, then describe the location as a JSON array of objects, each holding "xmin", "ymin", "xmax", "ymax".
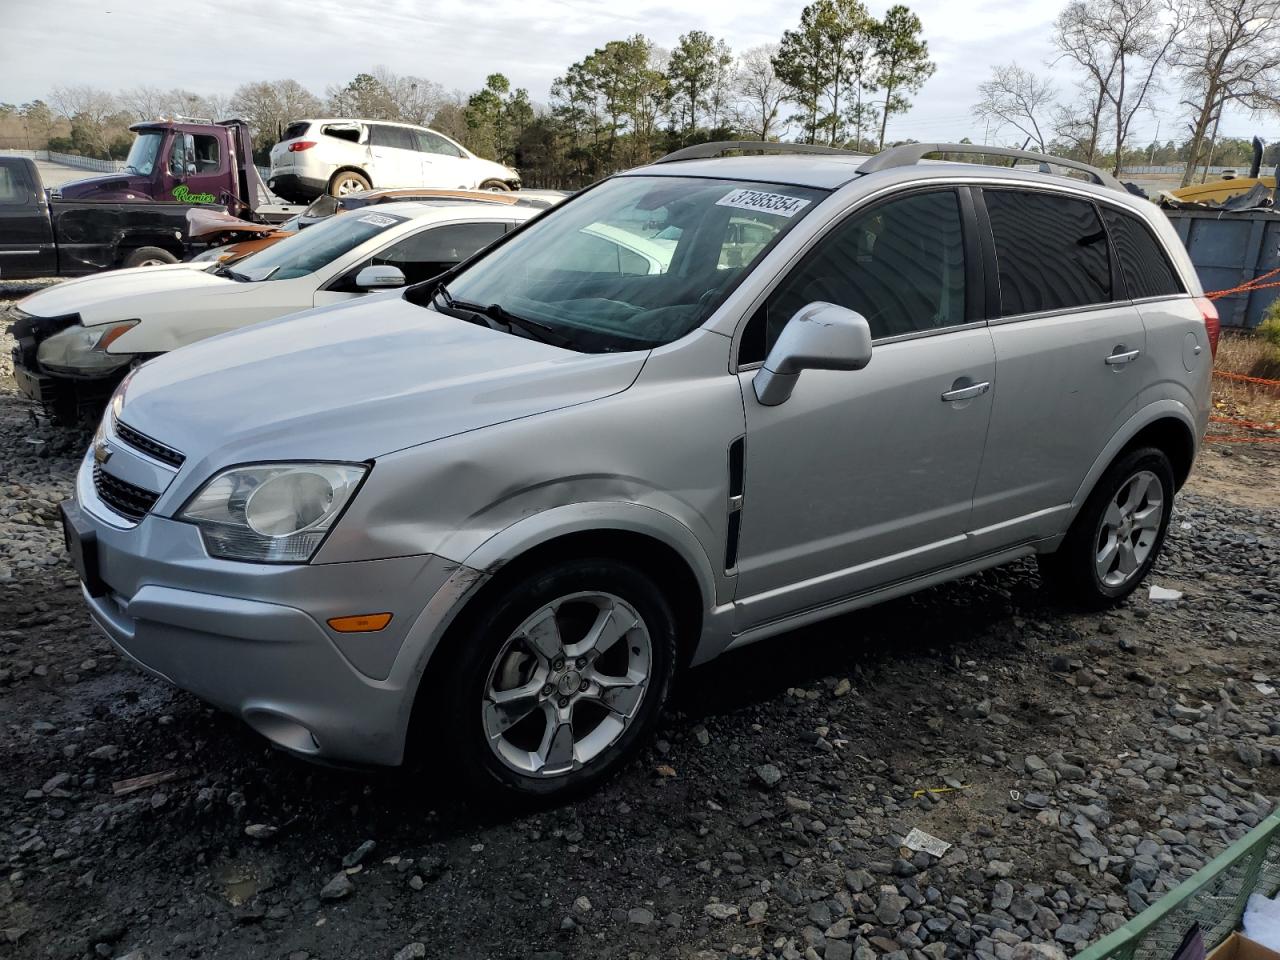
[{"xmin": 985, "ymin": 300, "xmax": 1127, "ymax": 327}]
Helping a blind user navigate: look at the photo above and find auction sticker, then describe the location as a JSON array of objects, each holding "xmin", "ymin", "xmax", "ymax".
[
  {"xmin": 358, "ymin": 213, "xmax": 398, "ymax": 227},
  {"xmin": 716, "ymin": 188, "xmax": 810, "ymax": 218}
]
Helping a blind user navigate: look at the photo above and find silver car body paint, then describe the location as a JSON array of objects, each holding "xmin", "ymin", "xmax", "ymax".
[{"xmin": 70, "ymin": 153, "xmax": 1211, "ymax": 766}]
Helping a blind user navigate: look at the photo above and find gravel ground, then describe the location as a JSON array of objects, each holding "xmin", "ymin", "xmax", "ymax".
[{"xmin": 2, "ymin": 281, "xmax": 1279, "ymax": 960}]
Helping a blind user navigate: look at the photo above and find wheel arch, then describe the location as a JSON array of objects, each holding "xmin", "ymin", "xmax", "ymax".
[
  {"xmin": 1069, "ymin": 400, "xmax": 1199, "ymax": 523},
  {"xmin": 115, "ymin": 233, "xmax": 184, "ymax": 264},
  {"xmin": 328, "ymin": 166, "xmax": 372, "ymax": 191},
  {"xmin": 400, "ymin": 512, "xmax": 716, "ymax": 763}
]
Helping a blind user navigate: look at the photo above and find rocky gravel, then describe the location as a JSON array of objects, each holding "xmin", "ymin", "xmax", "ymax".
[{"xmin": 2, "ymin": 283, "xmax": 1279, "ymax": 960}]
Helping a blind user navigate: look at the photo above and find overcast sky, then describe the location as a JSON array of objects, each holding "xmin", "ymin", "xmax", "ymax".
[{"xmin": 1, "ymin": 0, "xmax": 1270, "ymax": 147}]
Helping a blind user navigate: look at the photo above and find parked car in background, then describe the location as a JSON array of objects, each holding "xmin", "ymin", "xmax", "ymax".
[
  {"xmin": 187, "ymin": 188, "xmax": 567, "ymax": 266},
  {"xmin": 9, "ymin": 201, "xmax": 537, "ymax": 416},
  {"xmin": 268, "ymin": 119, "xmax": 521, "ymax": 202},
  {"xmin": 60, "ymin": 141, "xmax": 1214, "ymax": 804}
]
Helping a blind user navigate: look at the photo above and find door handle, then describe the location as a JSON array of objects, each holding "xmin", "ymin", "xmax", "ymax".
[
  {"xmin": 941, "ymin": 381, "xmax": 991, "ymax": 402},
  {"xmin": 1105, "ymin": 348, "xmax": 1141, "ymax": 366}
]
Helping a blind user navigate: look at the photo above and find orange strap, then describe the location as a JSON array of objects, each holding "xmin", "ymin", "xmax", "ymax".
[
  {"xmin": 1213, "ymin": 369, "xmax": 1280, "ymax": 388},
  {"xmin": 1206, "ymin": 266, "xmax": 1280, "ymax": 301},
  {"xmin": 1210, "ymin": 414, "xmax": 1280, "ymax": 433}
]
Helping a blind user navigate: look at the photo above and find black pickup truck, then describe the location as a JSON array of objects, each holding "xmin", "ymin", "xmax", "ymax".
[
  {"xmin": 0, "ymin": 119, "xmax": 297, "ymax": 278},
  {"xmin": 0, "ymin": 156, "xmax": 199, "ymax": 277}
]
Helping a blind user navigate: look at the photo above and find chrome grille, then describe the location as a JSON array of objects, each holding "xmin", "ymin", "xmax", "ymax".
[
  {"xmin": 92, "ymin": 464, "xmax": 159, "ymax": 521},
  {"xmin": 114, "ymin": 421, "xmax": 185, "ymax": 469}
]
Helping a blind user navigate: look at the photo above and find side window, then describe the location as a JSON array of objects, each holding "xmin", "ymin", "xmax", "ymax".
[
  {"xmin": 1101, "ymin": 208, "xmax": 1184, "ymax": 299},
  {"xmin": 321, "ymin": 124, "xmax": 361, "ymax": 144},
  {"xmin": 367, "ymin": 221, "xmax": 508, "ymax": 285},
  {"xmin": 0, "ymin": 164, "xmax": 32, "ymax": 204},
  {"xmin": 371, "ymin": 125, "xmax": 415, "ymax": 150},
  {"xmin": 191, "ymin": 134, "xmax": 221, "ymax": 173},
  {"xmin": 739, "ymin": 189, "xmax": 967, "ymax": 364},
  {"xmin": 167, "ymin": 135, "xmax": 190, "ymax": 177},
  {"xmin": 984, "ymin": 190, "xmax": 1110, "ymax": 316},
  {"xmin": 720, "ymin": 216, "xmax": 781, "ymax": 270},
  {"xmin": 415, "ymin": 130, "xmax": 465, "ymax": 158}
]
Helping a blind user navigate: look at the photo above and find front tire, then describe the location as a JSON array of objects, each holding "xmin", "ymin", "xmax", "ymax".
[
  {"xmin": 479, "ymin": 179, "xmax": 513, "ymax": 191},
  {"xmin": 1039, "ymin": 446, "xmax": 1175, "ymax": 608},
  {"xmin": 121, "ymin": 246, "xmax": 177, "ymax": 268},
  {"xmin": 432, "ymin": 558, "xmax": 678, "ymax": 805}
]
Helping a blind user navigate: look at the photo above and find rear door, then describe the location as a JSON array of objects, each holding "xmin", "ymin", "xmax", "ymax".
[
  {"xmin": 0, "ymin": 160, "xmax": 55, "ymax": 279},
  {"xmin": 368, "ymin": 125, "xmax": 420, "ymax": 188},
  {"xmin": 967, "ymin": 186, "xmax": 1148, "ymax": 552}
]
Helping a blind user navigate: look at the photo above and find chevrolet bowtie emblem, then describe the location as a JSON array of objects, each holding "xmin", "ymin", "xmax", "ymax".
[{"xmin": 94, "ymin": 439, "xmax": 112, "ymax": 465}]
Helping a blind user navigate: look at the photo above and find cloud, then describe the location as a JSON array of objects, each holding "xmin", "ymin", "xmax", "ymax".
[{"xmin": 0, "ymin": 0, "xmax": 1266, "ymax": 145}]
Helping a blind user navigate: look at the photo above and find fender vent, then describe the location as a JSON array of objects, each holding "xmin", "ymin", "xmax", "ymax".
[{"xmin": 725, "ymin": 436, "xmax": 745, "ymax": 572}]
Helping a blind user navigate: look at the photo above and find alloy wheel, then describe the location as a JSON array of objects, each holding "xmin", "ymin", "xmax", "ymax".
[
  {"xmin": 482, "ymin": 591, "xmax": 652, "ymax": 778},
  {"xmin": 1094, "ymin": 469, "xmax": 1164, "ymax": 588}
]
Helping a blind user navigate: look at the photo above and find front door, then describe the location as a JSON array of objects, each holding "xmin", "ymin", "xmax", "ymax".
[
  {"xmin": 733, "ymin": 188, "xmax": 996, "ymax": 630},
  {"xmin": 0, "ymin": 160, "xmax": 55, "ymax": 278},
  {"xmin": 414, "ymin": 129, "xmax": 473, "ymax": 189},
  {"xmin": 967, "ymin": 187, "xmax": 1148, "ymax": 551},
  {"xmin": 313, "ymin": 219, "xmax": 512, "ymax": 307}
]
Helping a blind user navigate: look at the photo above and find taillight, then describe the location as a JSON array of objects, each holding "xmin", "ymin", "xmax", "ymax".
[
  {"xmin": 288, "ymin": 141, "xmax": 317, "ymax": 152},
  {"xmin": 1195, "ymin": 297, "xmax": 1220, "ymax": 359}
]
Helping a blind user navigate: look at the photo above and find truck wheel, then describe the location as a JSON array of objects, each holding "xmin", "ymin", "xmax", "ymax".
[
  {"xmin": 480, "ymin": 179, "xmax": 513, "ymax": 191},
  {"xmin": 429, "ymin": 558, "xmax": 678, "ymax": 806},
  {"xmin": 328, "ymin": 171, "xmax": 371, "ymax": 197},
  {"xmin": 122, "ymin": 247, "xmax": 178, "ymax": 269},
  {"xmin": 1038, "ymin": 446, "xmax": 1175, "ymax": 609}
]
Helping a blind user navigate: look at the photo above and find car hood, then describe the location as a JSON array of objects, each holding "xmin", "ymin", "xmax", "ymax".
[
  {"xmin": 19, "ymin": 263, "xmax": 233, "ymax": 324},
  {"xmin": 118, "ymin": 294, "xmax": 647, "ymax": 470},
  {"xmin": 54, "ymin": 173, "xmax": 155, "ymax": 201}
]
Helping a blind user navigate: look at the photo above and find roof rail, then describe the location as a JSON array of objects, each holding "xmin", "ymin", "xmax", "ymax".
[
  {"xmin": 654, "ymin": 141, "xmax": 865, "ymax": 164},
  {"xmin": 858, "ymin": 142, "xmax": 1125, "ymax": 191}
]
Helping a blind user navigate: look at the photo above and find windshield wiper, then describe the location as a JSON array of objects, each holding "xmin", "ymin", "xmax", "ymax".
[{"xmin": 434, "ymin": 285, "xmax": 573, "ymax": 348}]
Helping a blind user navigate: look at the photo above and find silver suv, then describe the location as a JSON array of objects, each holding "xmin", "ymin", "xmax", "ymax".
[{"xmin": 63, "ymin": 142, "xmax": 1216, "ymax": 803}]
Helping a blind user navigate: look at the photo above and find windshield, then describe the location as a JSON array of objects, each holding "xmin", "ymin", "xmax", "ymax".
[
  {"xmin": 124, "ymin": 131, "xmax": 164, "ymax": 175},
  {"xmin": 232, "ymin": 211, "xmax": 406, "ymax": 281},
  {"xmin": 432, "ymin": 176, "xmax": 825, "ymax": 351}
]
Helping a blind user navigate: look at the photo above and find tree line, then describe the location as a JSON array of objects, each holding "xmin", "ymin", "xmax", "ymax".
[
  {"xmin": 2, "ymin": 0, "xmax": 1277, "ymax": 189},
  {"xmin": 971, "ymin": 0, "xmax": 1280, "ymax": 185},
  {"xmin": 0, "ymin": 1, "xmax": 934, "ymax": 188}
]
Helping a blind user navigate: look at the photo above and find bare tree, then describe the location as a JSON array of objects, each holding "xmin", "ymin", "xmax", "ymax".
[
  {"xmin": 1055, "ymin": 0, "xmax": 1187, "ymax": 174},
  {"xmin": 972, "ymin": 62, "xmax": 1056, "ymax": 151},
  {"xmin": 230, "ymin": 79, "xmax": 322, "ymax": 153},
  {"xmin": 1170, "ymin": 0, "xmax": 1280, "ymax": 185},
  {"xmin": 736, "ymin": 44, "xmax": 789, "ymax": 140},
  {"xmin": 49, "ymin": 85, "xmax": 120, "ymax": 156}
]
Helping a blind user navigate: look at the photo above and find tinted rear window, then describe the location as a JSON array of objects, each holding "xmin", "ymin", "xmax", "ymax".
[
  {"xmin": 984, "ymin": 189, "xmax": 1111, "ymax": 316},
  {"xmin": 1102, "ymin": 208, "xmax": 1184, "ymax": 299},
  {"xmin": 282, "ymin": 122, "xmax": 310, "ymax": 141}
]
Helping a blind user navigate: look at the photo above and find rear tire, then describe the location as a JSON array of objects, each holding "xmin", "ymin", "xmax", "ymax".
[
  {"xmin": 428, "ymin": 558, "xmax": 678, "ymax": 806},
  {"xmin": 1039, "ymin": 446, "xmax": 1175, "ymax": 609},
  {"xmin": 121, "ymin": 246, "xmax": 177, "ymax": 269},
  {"xmin": 327, "ymin": 170, "xmax": 371, "ymax": 197}
]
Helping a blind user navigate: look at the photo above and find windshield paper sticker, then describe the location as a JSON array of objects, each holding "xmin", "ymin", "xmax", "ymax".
[
  {"xmin": 716, "ymin": 189, "xmax": 810, "ymax": 218},
  {"xmin": 357, "ymin": 213, "xmax": 397, "ymax": 227}
]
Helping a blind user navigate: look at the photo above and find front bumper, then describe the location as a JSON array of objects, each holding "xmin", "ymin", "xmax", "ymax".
[{"xmin": 70, "ymin": 451, "xmax": 481, "ymax": 766}]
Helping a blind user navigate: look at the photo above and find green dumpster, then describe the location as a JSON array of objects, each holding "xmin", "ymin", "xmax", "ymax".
[{"xmin": 1077, "ymin": 812, "xmax": 1280, "ymax": 960}]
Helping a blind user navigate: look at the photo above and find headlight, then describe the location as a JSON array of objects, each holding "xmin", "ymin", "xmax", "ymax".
[
  {"xmin": 179, "ymin": 463, "xmax": 367, "ymax": 563},
  {"xmin": 192, "ymin": 247, "xmax": 229, "ymax": 262},
  {"xmin": 37, "ymin": 321, "xmax": 139, "ymax": 376}
]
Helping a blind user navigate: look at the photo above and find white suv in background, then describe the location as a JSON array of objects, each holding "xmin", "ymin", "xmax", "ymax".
[{"xmin": 268, "ymin": 118, "xmax": 521, "ymax": 202}]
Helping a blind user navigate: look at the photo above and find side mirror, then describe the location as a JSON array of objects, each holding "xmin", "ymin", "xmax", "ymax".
[
  {"xmin": 753, "ymin": 302, "xmax": 873, "ymax": 406},
  {"xmin": 354, "ymin": 265, "xmax": 406, "ymax": 290}
]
